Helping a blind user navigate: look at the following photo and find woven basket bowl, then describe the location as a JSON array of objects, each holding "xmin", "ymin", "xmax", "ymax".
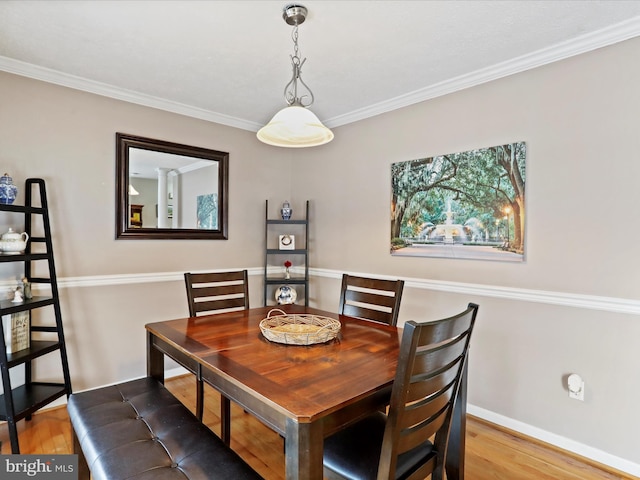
[{"xmin": 260, "ymin": 309, "xmax": 341, "ymax": 345}]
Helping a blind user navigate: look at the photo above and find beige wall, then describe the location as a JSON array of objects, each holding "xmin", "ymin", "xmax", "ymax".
[
  {"xmin": 1, "ymin": 36, "xmax": 639, "ymax": 473},
  {"xmin": 0, "ymin": 72, "xmax": 293, "ymax": 386},
  {"xmin": 294, "ymin": 36, "xmax": 640, "ymax": 472}
]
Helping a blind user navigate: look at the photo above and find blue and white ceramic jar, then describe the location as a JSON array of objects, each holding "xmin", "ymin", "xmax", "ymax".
[
  {"xmin": 281, "ymin": 201, "xmax": 292, "ymax": 220},
  {"xmin": 0, "ymin": 174, "xmax": 18, "ymax": 205}
]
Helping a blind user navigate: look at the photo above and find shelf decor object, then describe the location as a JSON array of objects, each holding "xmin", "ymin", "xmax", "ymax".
[
  {"xmin": 2, "ymin": 312, "xmax": 29, "ymax": 353},
  {"xmin": 281, "ymin": 201, "xmax": 292, "ymax": 220},
  {"xmin": 275, "ymin": 285, "xmax": 297, "ymax": 305},
  {"xmin": 0, "ymin": 178, "xmax": 72, "ymax": 453},
  {"xmin": 0, "ymin": 228, "xmax": 29, "ymax": 254},
  {"xmin": 284, "ymin": 260, "xmax": 292, "ymax": 279},
  {"xmin": 260, "ymin": 309, "xmax": 340, "ymax": 345},
  {"xmin": 21, "ymin": 277, "xmax": 32, "ymax": 299},
  {"xmin": 279, "ymin": 234, "xmax": 295, "ymax": 250},
  {"xmin": 0, "ymin": 173, "xmax": 18, "ymax": 205}
]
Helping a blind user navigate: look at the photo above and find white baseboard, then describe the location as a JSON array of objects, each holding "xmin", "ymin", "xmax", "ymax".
[
  {"xmin": 54, "ymin": 367, "xmax": 640, "ymax": 476},
  {"xmin": 19, "ymin": 269, "xmax": 640, "ymax": 474},
  {"xmin": 468, "ymin": 404, "xmax": 640, "ymax": 477},
  {"xmin": 165, "ymin": 366, "xmax": 640, "ymax": 476}
]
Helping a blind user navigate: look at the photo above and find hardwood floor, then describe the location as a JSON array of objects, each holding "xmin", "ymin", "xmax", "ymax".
[{"xmin": 1, "ymin": 374, "xmax": 635, "ymax": 480}]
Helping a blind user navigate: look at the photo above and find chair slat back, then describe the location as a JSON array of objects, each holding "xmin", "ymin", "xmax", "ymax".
[
  {"xmin": 184, "ymin": 270, "xmax": 249, "ymax": 317},
  {"xmin": 338, "ymin": 274, "xmax": 404, "ymax": 326},
  {"xmin": 378, "ymin": 303, "xmax": 479, "ymax": 479}
]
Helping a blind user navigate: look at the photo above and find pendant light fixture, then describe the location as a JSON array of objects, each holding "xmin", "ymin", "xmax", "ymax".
[{"xmin": 257, "ymin": 4, "xmax": 334, "ymax": 148}]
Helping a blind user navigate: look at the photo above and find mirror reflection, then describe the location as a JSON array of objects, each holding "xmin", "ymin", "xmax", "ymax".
[{"xmin": 116, "ymin": 133, "xmax": 228, "ymax": 240}]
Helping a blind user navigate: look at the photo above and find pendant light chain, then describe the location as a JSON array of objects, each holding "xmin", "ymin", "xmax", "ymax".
[
  {"xmin": 292, "ymin": 24, "xmax": 300, "ymax": 60},
  {"xmin": 284, "ymin": 22, "xmax": 314, "ymax": 107}
]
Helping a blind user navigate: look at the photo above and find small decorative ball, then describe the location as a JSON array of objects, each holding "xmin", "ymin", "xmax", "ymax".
[{"xmin": 275, "ymin": 285, "xmax": 297, "ymax": 305}]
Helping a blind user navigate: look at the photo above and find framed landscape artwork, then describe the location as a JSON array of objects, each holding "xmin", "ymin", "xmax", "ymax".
[
  {"xmin": 197, "ymin": 193, "xmax": 218, "ymax": 229},
  {"xmin": 391, "ymin": 141, "xmax": 526, "ymax": 262}
]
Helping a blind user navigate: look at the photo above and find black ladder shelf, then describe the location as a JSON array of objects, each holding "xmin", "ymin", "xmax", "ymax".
[
  {"xmin": 0, "ymin": 178, "xmax": 72, "ymax": 453},
  {"xmin": 263, "ymin": 200, "xmax": 310, "ymax": 306}
]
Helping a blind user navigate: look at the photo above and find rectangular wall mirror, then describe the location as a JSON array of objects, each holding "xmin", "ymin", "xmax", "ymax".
[{"xmin": 116, "ymin": 133, "xmax": 228, "ymax": 239}]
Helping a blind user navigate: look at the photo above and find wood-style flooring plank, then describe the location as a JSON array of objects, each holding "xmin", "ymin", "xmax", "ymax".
[
  {"xmin": 0, "ymin": 374, "xmax": 636, "ymax": 480},
  {"xmin": 466, "ymin": 415, "xmax": 635, "ymax": 480}
]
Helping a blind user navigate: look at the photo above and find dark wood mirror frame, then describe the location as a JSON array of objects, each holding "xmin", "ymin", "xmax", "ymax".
[{"xmin": 116, "ymin": 133, "xmax": 229, "ymax": 240}]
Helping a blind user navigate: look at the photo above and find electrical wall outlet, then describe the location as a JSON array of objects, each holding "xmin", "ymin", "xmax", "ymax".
[{"xmin": 568, "ymin": 373, "xmax": 584, "ymax": 401}]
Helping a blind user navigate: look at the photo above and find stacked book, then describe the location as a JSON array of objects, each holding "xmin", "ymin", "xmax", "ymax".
[{"xmin": 2, "ymin": 311, "xmax": 29, "ymax": 353}]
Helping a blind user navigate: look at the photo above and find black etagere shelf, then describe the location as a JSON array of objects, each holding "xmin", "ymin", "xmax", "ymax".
[
  {"xmin": 0, "ymin": 178, "xmax": 72, "ymax": 453},
  {"xmin": 264, "ymin": 200, "xmax": 310, "ymax": 306}
]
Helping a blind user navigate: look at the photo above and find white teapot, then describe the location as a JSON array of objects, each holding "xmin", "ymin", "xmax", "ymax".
[{"xmin": 0, "ymin": 228, "xmax": 29, "ymax": 253}]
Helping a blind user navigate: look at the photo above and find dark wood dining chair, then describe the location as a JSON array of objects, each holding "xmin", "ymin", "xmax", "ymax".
[
  {"xmin": 323, "ymin": 302, "xmax": 479, "ymax": 480},
  {"xmin": 184, "ymin": 270, "xmax": 249, "ymax": 444},
  {"xmin": 185, "ymin": 270, "xmax": 249, "ymax": 317},
  {"xmin": 338, "ymin": 274, "xmax": 405, "ymax": 326}
]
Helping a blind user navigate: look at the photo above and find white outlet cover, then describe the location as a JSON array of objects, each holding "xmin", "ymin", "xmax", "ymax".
[{"xmin": 568, "ymin": 374, "xmax": 584, "ymax": 401}]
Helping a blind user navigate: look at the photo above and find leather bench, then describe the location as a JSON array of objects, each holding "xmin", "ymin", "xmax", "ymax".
[{"xmin": 67, "ymin": 377, "xmax": 262, "ymax": 480}]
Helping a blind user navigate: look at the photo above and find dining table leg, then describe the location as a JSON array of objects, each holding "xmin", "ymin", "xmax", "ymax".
[
  {"xmin": 147, "ymin": 331, "xmax": 164, "ymax": 383},
  {"xmin": 284, "ymin": 417, "xmax": 324, "ymax": 480},
  {"xmin": 446, "ymin": 360, "xmax": 468, "ymax": 480}
]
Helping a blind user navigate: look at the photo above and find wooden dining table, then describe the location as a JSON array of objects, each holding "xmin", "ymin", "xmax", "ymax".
[{"xmin": 145, "ymin": 304, "xmax": 468, "ymax": 480}]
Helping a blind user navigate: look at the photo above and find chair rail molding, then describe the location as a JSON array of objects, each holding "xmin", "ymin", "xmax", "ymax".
[
  {"xmin": 311, "ymin": 268, "xmax": 640, "ymax": 316},
  {"xmin": 3, "ymin": 267, "xmax": 636, "ymax": 316}
]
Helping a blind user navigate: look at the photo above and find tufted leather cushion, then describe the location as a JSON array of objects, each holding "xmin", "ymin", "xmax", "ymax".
[{"xmin": 67, "ymin": 377, "xmax": 262, "ymax": 480}]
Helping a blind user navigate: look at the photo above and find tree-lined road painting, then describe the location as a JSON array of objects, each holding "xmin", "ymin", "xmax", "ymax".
[
  {"xmin": 197, "ymin": 193, "xmax": 218, "ymax": 229},
  {"xmin": 391, "ymin": 142, "xmax": 525, "ymax": 262}
]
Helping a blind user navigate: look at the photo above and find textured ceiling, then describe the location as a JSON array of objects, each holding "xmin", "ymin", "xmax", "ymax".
[{"xmin": 1, "ymin": 1, "xmax": 639, "ymax": 131}]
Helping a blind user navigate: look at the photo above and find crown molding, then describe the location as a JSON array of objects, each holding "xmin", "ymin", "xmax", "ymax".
[
  {"xmin": 0, "ymin": 16, "xmax": 638, "ymax": 132},
  {"xmin": 324, "ymin": 16, "xmax": 640, "ymax": 128},
  {"xmin": 0, "ymin": 56, "xmax": 261, "ymax": 132}
]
